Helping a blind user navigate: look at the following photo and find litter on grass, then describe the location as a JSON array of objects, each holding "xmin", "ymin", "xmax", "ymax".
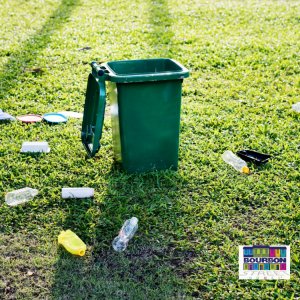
[
  {"xmin": 236, "ymin": 150, "xmax": 271, "ymax": 164},
  {"xmin": 43, "ymin": 113, "xmax": 68, "ymax": 124},
  {"xmin": 5, "ymin": 187, "xmax": 38, "ymax": 206},
  {"xmin": 23, "ymin": 67, "xmax": 44, "ymax": 74},
  {"xmin": 16, "ymin": 114, "xmax": 42, "ymax": 123},
  {"xmin": 0, "ymin": 109, "xmax": 15, "ymax": 121},
  {"xmin": 21, "ymin": 141, "xmax": 50, "ymax": 153},
  {"xmin": 222, "ymin": 150, "xmax": 250, "ymax": 174},
  {"xmin": 58, "ymin": 230, "xmax": 86, "ymax": 256},
  {"xmin": 292, "ymin": 102, "xmax": 300, "ymax": 113},
  {"xmin": 61, "ymin": 187, "xmax": 94, "ymax": 199},
  {"xmin": 112, "ymin": 217, "xmax": 138, "ymax": 252},
  {"xmin": 58, "ymin": 111, "xmax": 83, "ymax": 119},
  {"xmin": 78, "ymin": 46, "xmax": 92, "ymax": 51}
]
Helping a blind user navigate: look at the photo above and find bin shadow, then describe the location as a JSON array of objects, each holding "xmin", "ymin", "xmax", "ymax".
[
  {"xmin": 0, "ymin": 0, "xmax": 79, "ymax": 106},
  {"xmin": 51, "ymin": 169, "xmax": 189, "ymax": 299},
  {"xmin": 51, "ymin": 1, "xmax": 187, "ymax": 298},
  {"xmin": 148, "ymin": 0, "xmax": 177, "ymax": 57}
]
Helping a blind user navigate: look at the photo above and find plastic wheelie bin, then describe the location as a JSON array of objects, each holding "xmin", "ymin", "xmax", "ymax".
[{"xmin": 81, "ymin": 58, "xmax": 189, "ymax": 173}]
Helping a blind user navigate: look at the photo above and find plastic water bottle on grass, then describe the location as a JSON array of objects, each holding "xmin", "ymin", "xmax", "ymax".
[
  {"xmin": 112, "ymin": 217, "xmax": 138, "ymax": 252},
  {"xmin": 222, "ymin": 151, "xmax": 250, "ymax": 174},
  {"xmin": 5, "ymin": 187, "xmax": 38, "ymax": 206}
]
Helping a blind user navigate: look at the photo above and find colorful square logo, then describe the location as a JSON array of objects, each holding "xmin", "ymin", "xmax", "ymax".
[{"xmin": 239, "ymin": 245, "xmax": 290, "ymax": 279}]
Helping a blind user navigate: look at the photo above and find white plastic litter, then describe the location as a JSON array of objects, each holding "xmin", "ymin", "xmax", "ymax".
[
  {"xmin": 292, "ymin": 102, "xmax": 300, "ymax": 113},
  {"xmin": 58, "ymin": 111, "xmax": 83, "ymax": 119},
  {"xmin": 21, "ymin": 142, "xmax": 50, "ymax": 153},
  {"xmin": 0, "ymin": 110, "xmax": 15, "ymax": 121},
  {"xmin": 61, "ymin": 188, "xmax": 94, "ymax": 199},
  {"xmin": 222, "ymin": 150, "xmax": 250, "ymax": 174},
  {"xmin": 5, "ymin": 187, "xmax": 38, "ymax": 206}
]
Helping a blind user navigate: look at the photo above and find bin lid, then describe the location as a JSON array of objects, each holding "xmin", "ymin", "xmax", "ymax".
[
  {"xmin": 103, "ymin": 58, "xmax": 189, "ymax": 83},
  {"xmin": 81, "ymin": 73, "xmax": 106, "ymax": 157}
]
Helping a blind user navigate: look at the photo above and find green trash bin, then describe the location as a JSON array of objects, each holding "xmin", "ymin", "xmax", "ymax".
[{"xmin": 81, "ymin": 58, "xmax": 189, "ymax": 173}]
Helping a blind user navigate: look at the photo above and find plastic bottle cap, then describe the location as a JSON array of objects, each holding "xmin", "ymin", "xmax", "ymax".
[{"xmin": 242, "ymin": 166, "xmax": 250, "ymax": 174}]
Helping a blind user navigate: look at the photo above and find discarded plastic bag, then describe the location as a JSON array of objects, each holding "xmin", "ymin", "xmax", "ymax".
[{"xmin": 236, "ymin": 150, "xmax": 271, "ymax": 165}]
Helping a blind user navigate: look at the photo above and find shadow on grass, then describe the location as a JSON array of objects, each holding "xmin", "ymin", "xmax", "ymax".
[
  {"xmin": 51, "ymin": 169, "xmax": 190, "ymax": 299},
  {"xmin": 0, "ymin": 0, "xmax": 80, "ymax": 106},
  {"xmin": 51, "ymin": 1, "xmax": 189, "ymax": 298},
  {"xmin": 148, "ymin": 0, "xmax": 177, "ymax": 57}
]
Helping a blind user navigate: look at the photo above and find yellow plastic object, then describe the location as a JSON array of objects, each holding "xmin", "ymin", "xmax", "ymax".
[
  {"xmin": 58, "ymin": 230, "xmax": 86, "ymax": 256},
  {"xmin": 242, "ymin": 166, "xmax": 250, "ymax": 174}
]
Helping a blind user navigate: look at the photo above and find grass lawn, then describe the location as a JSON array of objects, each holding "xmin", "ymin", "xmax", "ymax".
[{"xmin": 1, "ymin": 0, "xmax": 300, "ymax": 299}]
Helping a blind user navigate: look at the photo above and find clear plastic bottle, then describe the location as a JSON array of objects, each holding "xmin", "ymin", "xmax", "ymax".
[
  {"xmin": 5, "ymin": 187, "xmax": 38, "ymax": 206},
  {"xmin": 222, "ymin": 151, "xmax": 250, "ymax": 174},
  {"xmin": 112, "ymin": 217, "xmax": 138, "ymax": 252},
  {"xmin": 292, "ymin": 102, "xmax": 300, "ymax": 113}
]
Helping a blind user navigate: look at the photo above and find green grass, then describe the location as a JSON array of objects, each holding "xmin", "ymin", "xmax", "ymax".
[{"xmin": 0, "ymin": 0, "xmax": 300, "ymax": 299}]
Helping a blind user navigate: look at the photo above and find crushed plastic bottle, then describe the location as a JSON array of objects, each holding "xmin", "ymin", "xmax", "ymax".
[
  {"xmin": 58, "ymin": 230, "xmax": 86, "ymax": 256},
  {"xmin": 292, "ymin": 102, "xmax": 300, "ymax": 113},
  {"xmin": 112, "ymin": 217, "xmax": 138, "ymax": 252},
  {"xmin": 222, "ymin": 150, "xmax": 250, "ymax": 174},
  {"xmin": 5, "ymin": 187, "xmax": 38, "ymax": 206}
]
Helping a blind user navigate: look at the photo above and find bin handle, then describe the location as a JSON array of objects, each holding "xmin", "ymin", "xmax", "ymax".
[{"xmin": 81, "ymin": 62, "xmax": 107, "ymax": 157}]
